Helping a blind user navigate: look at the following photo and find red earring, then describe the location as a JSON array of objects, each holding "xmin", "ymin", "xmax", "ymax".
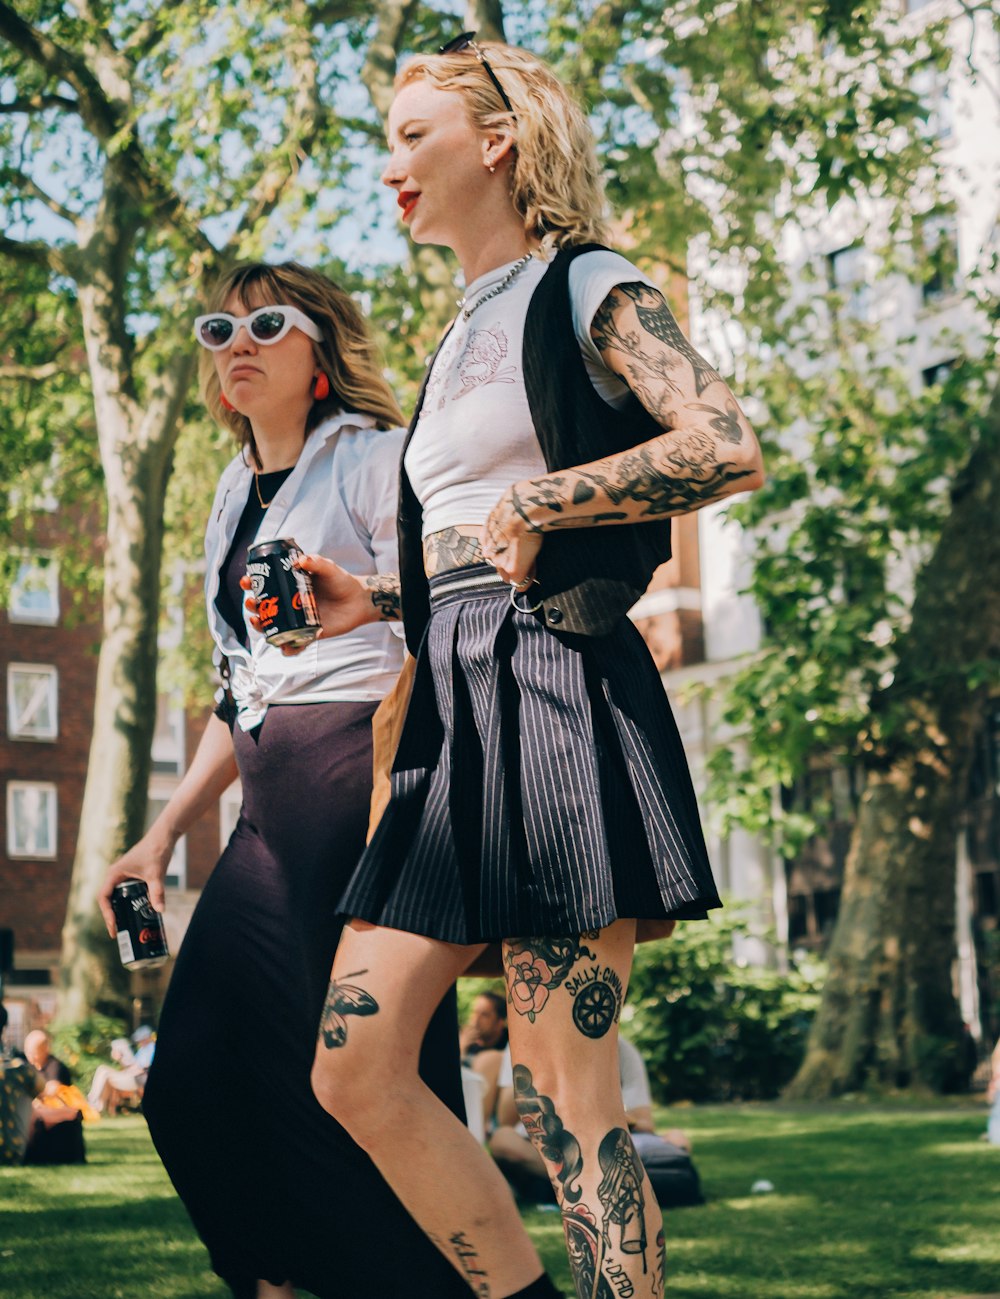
[
  {"xmin": 220, "ymin": 393, "xmax": 236, "ymax": 412},
  {"xmin": 313, "ymin": 372, "xmax": 330, "ymax": 401}
]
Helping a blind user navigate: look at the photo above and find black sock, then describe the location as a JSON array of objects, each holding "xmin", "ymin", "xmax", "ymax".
[{"xmin": 505, "ymin": 1275, "xmax": 564, "ymax": 1299}]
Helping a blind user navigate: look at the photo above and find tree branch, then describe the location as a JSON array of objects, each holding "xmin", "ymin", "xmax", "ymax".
[
  {"xmin": 0, "ymin": 92, "xmax": 79, "ymax": 114},
  {"xmin": 122, "ymin": 0, "xmax": 191, "ymax": 61},
  {"xmin": 360, "ymin": 0, "xmax": 419, "ymax": 119},
  {"xmin": 0, "ymin": 232, "xmax": 68, "ymax": 274},
  {"xmin": 0, "ymin": 1, "xmax": 120, "ymax": 140},
  {"xmin": 309, "ymin": 0, "xmax": 371, "ymax": 23},
  {"xmin": 228, "ymin": 1, "xmax": 325, "ymax": 243},
  {"xmin": 3, "ymin": 165, "xmax": 77, "ymax": 224},
  {"xmin": 465, "ymin": 0, "xmax": 506, "ymax": 42},
  {"xmin": 0, "ymin": 361, "xmax": 62, "ymax": 381}
]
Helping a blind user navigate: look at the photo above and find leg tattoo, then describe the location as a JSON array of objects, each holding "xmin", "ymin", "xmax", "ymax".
[
  {"xmin": 597, "ymin": 1129, "xmax": 647, "ymax": 1267},
  {"xmin": 512, "ymin": 1064, "xmax": 585, "ymax": 1204},
  {"xmin": 504, "ymin": 934, "xmax": 599, "ymax": 1023},
  {"xmin": 318, "ymin": 969, "xmax": 379, "ymax": 1049},
  {"xmin": 447, "ymin": 1230, "xmax": 490, "ymax": 1298},
  {"xmin": 562, "ymin": 1207, "xmax": 615, "ymax": 1299}
]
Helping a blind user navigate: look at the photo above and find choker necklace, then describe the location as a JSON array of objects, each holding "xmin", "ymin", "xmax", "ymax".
[
  {"xmin": 254, "ymin": 472, "xmax": 273, "ymax": 509},
  {"xmin": 457, "ymin": 253, "xmax": 533, "ymax": 322}
]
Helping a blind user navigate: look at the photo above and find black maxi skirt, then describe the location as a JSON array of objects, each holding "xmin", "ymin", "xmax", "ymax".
[
  {"xmin": 142, "ymin": 701, "xmax": 470, "ymax": 1299},
  {"xmin": 338, "ymin": 567, "xmax": 722, "ymax": 944}
]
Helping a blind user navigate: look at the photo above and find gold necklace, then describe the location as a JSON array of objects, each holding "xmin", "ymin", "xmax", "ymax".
[{"xmin": 254, "ymin": 472, "xmax": 273, "ymax": 509}]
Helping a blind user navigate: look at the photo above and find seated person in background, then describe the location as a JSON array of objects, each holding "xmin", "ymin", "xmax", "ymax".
[
  {"xmin": 87, "ymin": 1038, "xmax": 145, "ymax": 1114},
  {"xmin": 0, "ymin": 1005, "xmax": 44, "ymax": 1166},
  {"xmin": 459, "ymin": 992, "xmax": 508, "ymax": 1061},
  {"xmin": 23, "ymin": 1029, "xmax": 72, "ymax": 1086},
  {"xmin": 489, "ymin": 1036, "xmax": 704, "ymax": 1209},
  {"xmin": 130, "ymin": 1024, "xmax": 156, "ymax": 1077},
  {"xmin": 460, "ymin": 992, "xmax": 510, "ymax": 1131}
]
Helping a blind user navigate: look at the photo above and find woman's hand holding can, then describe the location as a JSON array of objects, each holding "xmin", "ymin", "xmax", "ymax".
[{"xmin": 242, "ymin": 553, "xmax": 380, "ymax": 654}]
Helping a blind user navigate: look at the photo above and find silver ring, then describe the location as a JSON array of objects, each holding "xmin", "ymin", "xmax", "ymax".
[{"xmin": 509, "ymin": 580, "xmax": 543, "ymax": 614}]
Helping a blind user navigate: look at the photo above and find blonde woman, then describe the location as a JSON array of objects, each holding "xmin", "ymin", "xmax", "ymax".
[
  {"xmin": 285, "ymin": 40, "xmax": 763, "ymax": 1299},
  {"xmin": 99, "ymin": 262, "xmax": 470, "ymax": 1299}
]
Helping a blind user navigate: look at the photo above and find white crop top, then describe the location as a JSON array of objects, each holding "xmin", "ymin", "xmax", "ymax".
[{"xmin": 404, "ymin": 250, "xmax": 657, "ymax": 538}]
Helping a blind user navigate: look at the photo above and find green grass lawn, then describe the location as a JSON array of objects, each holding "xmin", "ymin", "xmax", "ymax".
[{"xmin": 1, "ymin": 1102, "xmax": 998, "ymax": 1299}]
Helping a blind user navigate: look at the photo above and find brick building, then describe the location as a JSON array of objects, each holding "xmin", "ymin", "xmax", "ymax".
[
  {"xmin": 0, "ymin": 502, "xmax": 710, "ymax": 1042},
  {"xmin": 0, "ymin": 527, "xmax": 237, "ymax": 1042}
]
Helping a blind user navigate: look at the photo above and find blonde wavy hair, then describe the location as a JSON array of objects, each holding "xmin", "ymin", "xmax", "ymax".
[
  {"xmin": 199, "ymin": 261, "xmax": 404, "ymax": 466},
  {"xmin": 397, "ymin": 43, "xmax": 610, "ymax": 256}
]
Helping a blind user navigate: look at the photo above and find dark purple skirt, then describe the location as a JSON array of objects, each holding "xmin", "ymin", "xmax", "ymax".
[
  {"xmin": 338, "ymin": 567, "xmax": 721, "ymax": 943},
  {"xmin": 143, "ymin": 701, "xmax": 469, "ymax": 1299}
]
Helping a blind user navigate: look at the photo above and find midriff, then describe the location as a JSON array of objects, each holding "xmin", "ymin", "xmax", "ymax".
[{"xmin": 422, "ymin": 525, "xmax": 486, "ymax": 577}]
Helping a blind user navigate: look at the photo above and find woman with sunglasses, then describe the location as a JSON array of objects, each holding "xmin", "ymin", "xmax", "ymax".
[
  {"xmin": 98, "ymin": 262, "xmax": 471, "ymax": 1299},
  {"xmin": 280, "ymin": 41, "xmax": 764, "ymax": 1299}
]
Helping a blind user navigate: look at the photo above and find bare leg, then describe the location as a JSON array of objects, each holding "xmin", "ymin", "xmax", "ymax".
[
  {"xmin": 256, "ymin": 1283, "xmax": 294, "ymax": 1298},
  {"xmin": 310, "ymin": 921, "xmax": 546, "ymax": 1296},
  {"xmin": 504, "ymin": 921, "xmax": 666, "ymax": 1299}
]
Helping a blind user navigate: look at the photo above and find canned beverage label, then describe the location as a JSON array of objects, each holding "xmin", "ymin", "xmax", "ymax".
[
  {"xmin": 117, "ymin": 930, "xmax": 136, "ymax": 966},
  {"xmin": 246, "ymin": 537, "xmax": 321, "ymax": 647},
  {"xmin": 111, "ymin": 880, "xmax": 170, "ymax": 971}
]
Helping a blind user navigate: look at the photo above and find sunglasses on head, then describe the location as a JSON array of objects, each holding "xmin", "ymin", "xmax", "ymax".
[
  {"xmin": 439, "ymin": 31, "xmax": 517, "ymax": 121},
  {"xmin": 193, "ymin": 304, "xmax": 322, "ymax": 351}
]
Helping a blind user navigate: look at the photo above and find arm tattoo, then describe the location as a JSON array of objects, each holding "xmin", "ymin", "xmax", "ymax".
[
  {"xmin": 688, "ymin": 399, "xmax": 744, "ymax": 445},
  {"xmin": 518, "ymin": 473, "xmax": 568, "ymax": 518},
  {"xmin": 422, "ymin": 527, "xmax": 484, "ymax": 575},
  {"xmin": 591, "ymin": 290, "xmax": 686, "ymax": 417},
  {"xmin": 617, "ymin": 281, "xmax": 723, "ymax": 398},
  {"xmin": 509, "ymin": 484, "xmax": 545, "ymax": 534},
  {"xmin": 550, "ymin": 434, "xmax": 755, "ymax": 522},
  {"xmin": 319, "ymin": 970, "xmax": 379, "ymax": 1049},
  {"xmin": 363, "ymin": 574, "xmax": 401, "ymax": 620}
]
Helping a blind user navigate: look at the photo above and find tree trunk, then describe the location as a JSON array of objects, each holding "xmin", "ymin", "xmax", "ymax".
[
  {"xmin": 788, "ymin": 385, "xmax": 1000, "ymax": 1097},
  {"xmin": 57, "ymin": 429, "xmax": 177, "ymax": 1020},
  {"xmin": 56, "ymin": 227, "xmax": 194, "ymax": 1020}
]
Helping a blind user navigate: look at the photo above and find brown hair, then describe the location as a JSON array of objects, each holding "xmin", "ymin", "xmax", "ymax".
[
  {"xmin": 199, "ymin": 261, "xmax": 404, "ymax": 465},
  {"xmin": 397, "ymin": 43, "xmax": 610, "ymax": 256}
]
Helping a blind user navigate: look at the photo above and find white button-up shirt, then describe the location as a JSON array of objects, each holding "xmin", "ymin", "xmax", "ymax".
[{"xmin": 205, "ymin": 411, "xmax": 405, "ymax": 731}]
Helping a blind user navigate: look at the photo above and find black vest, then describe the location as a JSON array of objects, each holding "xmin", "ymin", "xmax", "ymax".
[{"xmin": 397, "ymin": 244, "xmax": 672, "ymax": 653}]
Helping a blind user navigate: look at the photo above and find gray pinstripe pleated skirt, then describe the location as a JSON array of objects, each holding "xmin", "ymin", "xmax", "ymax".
[{"xmin": 337, "ymin": 565, "xmax": 721, "ymax": 943}]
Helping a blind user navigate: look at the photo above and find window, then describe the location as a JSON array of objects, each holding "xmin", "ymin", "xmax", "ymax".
[
  {"xmin": 911, "ymin": 60, "xmax": 953, "ymax": 141},
  {"xmin": 151, "ymin": 694, "xmax": 185, "ymax": 774},
  {"xmin": 7, "ymin": 664, "xmax": 58, "ymax": 740},
  {"xmin": 8, "ymin": 555, "xmax": 59, "ymax": 625},
  {"xmin": 922, "ymin": 359, "xmax": 955, "ymax": 388},
  {"xmin": 145, "ymin": 791, "xmax": 186, "ymax": 889},
  {"xmin": 6, "ymin": 782, "xmax": 57, "ymax": 859},
  {"xmin": 827, "ymin": 246, "xmax": 870, "ymax": 320},
  {"xmin": 921, "ymin": 213, "xmax": 960, "ymax": 304}
]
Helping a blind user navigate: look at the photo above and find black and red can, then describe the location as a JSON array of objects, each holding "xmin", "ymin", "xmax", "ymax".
[
  {"xmin": 246, "ymin": 537, "xmax": 321, "ymax": 649},
  {"xmin": 111, "ymin": 880, "xmax": 170, "ymax": 971}
]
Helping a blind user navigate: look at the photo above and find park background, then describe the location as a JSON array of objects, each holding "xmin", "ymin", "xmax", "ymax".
[{"xmin": 1, "ymin": 0, "xmax": 999, "ymax": 1295}]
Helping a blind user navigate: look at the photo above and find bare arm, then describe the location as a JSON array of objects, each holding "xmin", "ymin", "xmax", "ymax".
[
  {"xmin": 98, "ymin": 714, "xmax": 238, "ymax": 934},
  {"xmin": 481, "ymin": 283, "xmax": 765, "ymax": 585}
]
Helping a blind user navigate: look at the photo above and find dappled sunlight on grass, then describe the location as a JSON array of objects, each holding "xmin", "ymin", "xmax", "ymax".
[
  {"xmin": 721, "ymin": 1193, "xmax": 818, "ymax": 1211},
  {"xmin": 0, "ymin": 1106, "xmax": 997, "ymax": 1298}
]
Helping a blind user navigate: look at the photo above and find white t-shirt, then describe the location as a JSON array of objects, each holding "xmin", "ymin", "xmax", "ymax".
[{"xmin": 404, "ymin": 250, "xmax": 657, "ymax": 538}]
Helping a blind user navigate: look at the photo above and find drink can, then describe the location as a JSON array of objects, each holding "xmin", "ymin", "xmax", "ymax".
[
  {"xmin": 245, "ymin": 537, "xmax": 321, "ymax": 649},
  {"xmin": 111, "ymin": 880, "xmax": 170, "ymax": 971}
]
